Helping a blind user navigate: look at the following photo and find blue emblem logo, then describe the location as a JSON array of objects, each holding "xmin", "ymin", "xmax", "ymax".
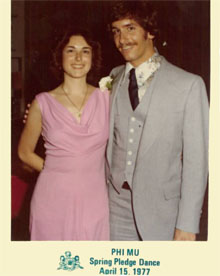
[{"xmin": 57, "ymin": 251, "xmax": 84, "ymax": 271}]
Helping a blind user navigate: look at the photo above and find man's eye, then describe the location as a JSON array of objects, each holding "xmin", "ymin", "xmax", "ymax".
[{"xmin": 112, "ymin": 29, "xmax": 120, "ymax": 35}]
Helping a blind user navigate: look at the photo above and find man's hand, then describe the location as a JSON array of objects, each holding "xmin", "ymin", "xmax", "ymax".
[
  {"xmin": 174, "ymin": 228, "xmax": 196, "ymax": 241},
  {"xmin": 23, "ymin": 103, "xmax": 31, "ymax": 124}
]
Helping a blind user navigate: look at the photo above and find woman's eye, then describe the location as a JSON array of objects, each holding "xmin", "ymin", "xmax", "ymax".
[
  {"xmin": 127, "ymin": 26, "xmax": 135, "ymax": 32},
  {"xmin": 83, "ymin": 50, "xmax": 90, "ymax": 54}
]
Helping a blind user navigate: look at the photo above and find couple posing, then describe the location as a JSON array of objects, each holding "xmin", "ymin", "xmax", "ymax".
[{"xmin": 18, "ymin": 1, "xmax": 209, "ymax": 241}]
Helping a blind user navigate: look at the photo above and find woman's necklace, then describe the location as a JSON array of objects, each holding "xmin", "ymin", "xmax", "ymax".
[{"xmin": 61, "ymin": 84, "xmax": 89, "ymax": 118}]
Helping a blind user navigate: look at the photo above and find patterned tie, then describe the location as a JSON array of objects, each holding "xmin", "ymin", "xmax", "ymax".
[{"xmin": 129, "ymin": 68, "xmax": 139, "ymax": 110}]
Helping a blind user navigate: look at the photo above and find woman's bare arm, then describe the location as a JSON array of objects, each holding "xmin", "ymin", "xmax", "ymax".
[{"xmin": 18, "ymin": 99, "xmax": 44, "ymax": 172}]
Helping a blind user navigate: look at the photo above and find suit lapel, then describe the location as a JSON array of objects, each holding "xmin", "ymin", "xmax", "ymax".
[
  {"xmin": 107, "ymin": 67, "xmax": 125, "ymax": 166},
  {"xmin": 137, "ymin": 57, "xmax": 170, "ymax": 158}
]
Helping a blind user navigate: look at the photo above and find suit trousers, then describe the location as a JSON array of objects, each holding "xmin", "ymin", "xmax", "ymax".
[{"xmin": 109, "ymin": 182, "xmax": 141, "ymax": 241}]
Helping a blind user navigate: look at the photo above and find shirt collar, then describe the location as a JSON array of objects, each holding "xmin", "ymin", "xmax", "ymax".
[{"xmin": 123, "ymin": 50, "xmax": 161, "ymax": 85}]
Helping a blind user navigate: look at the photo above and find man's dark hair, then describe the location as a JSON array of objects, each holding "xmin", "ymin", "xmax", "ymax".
[
  {"xmin": 51, "ymin": 27, "xmax": 102, "ymax": 85},
  {"xmin": 108, "ymin": 1, "xmax": 159, "ymax": 38}
]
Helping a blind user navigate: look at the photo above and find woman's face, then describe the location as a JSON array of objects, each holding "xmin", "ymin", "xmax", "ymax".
[{"xmin": 62, "ymin": 35, "xmax": 92, "ymax": 79}]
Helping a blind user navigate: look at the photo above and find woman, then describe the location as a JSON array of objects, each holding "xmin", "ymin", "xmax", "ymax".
[{"xmin": 18, "ymin": 29, "xmax": 110, "ymax": 241}]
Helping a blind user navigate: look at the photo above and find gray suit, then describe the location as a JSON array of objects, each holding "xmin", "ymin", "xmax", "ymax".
[{"xmin": 107, "ymin": 57, "xmax": 209, "ymax": 240}]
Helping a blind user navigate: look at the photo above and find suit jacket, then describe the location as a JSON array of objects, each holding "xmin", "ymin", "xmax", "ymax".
[{"xmin": 107, "ymin": 57, "xmax": 209, "ymax": 240}]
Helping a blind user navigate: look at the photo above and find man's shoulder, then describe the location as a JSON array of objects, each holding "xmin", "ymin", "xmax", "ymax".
[
  {"xmin": 162, "ymin": 57, "xmax": 203, "ymax": 87},
  {"xmin": 109, "ymin": 64, "xmax": 125, "ymax": 77},
  {"xmin": 163, "ymin": 58, "xmax": 200, "ymax": 81}
]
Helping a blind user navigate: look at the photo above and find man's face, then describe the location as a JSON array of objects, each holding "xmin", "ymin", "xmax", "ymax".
[{"xmin": 111, "ymin": 18, "xmax": 155, "ymax": 67}]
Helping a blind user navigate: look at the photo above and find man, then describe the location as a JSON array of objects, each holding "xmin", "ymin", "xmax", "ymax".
[{"xmin": 106, "ymin": 1, "xmax": 209, "ymax": 241}]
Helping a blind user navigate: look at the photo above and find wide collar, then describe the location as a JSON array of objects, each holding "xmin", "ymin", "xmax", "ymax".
[{"xmin": 123, "ymin": 52, "xmax": 162, "ymax": 87}]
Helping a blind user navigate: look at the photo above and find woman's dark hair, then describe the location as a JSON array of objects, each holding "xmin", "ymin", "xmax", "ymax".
[
  {"xmin": 108, "ymin": 1, "xmax": 159, "ymax": 39},
  {"xmin": 51, "ymin": 28, "xmax": 102, "ymax": 85}
]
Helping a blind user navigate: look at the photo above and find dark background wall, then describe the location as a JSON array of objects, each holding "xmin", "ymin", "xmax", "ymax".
[
  {"xmin": 24, "ymin": 0, "xmax": 210, "ymax": 102},
  {"xmin": 11, "ymin": 0, "xmax": 209, "ymax": 241}
]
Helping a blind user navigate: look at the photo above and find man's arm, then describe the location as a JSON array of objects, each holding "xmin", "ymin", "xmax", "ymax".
[{"xmin": 175, "ymin": 76, "xmax": 209, "ymax": 239}]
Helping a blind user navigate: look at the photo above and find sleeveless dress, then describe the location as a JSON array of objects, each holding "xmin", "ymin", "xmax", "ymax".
[{"xmin": 30, "ymin": 89, "xmax": 110, "ymax": 240}]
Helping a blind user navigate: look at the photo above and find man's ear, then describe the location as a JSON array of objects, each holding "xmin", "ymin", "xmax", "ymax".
[{"xmin": 147, "ymin": 32, "xmax": 155, "ymax": 40}]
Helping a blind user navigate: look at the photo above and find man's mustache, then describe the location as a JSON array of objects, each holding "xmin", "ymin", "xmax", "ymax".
[{"xmin": 119, "ymin": 42, "xmax": 137, "ymax": 48}]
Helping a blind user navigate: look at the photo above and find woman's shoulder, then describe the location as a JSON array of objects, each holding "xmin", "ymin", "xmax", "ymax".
[
  {"xmin": 35, "ymin": 91, "xmax": 49, "ymax": 100},
  {"xmin": 35, "ymin": 87, "xmax": 60, "ymax": 101},
  {"xmin": 33, "ymin": 92, "xmax": 50, "ymax": 113},
  {"xmin": 92, "ymin": 87, "xmax": 110, "ymax": 110},
  {"xmin": 34, "ymin": 88, "xmax": 60, "ymax": 114},
  {"xmin": 94, "ymin": 87, "xmax": 110, "ymax": 95},
  {"xmin": 34, "ymin": 92, "xmax": 48, "ymax": 106},
  {"xmin": 93, "ymin": 88, "xmax": 110, "ymax": 106},
  {"xmin": 87, "ymin": 84, "xmax": 108, "ymax": 97}
]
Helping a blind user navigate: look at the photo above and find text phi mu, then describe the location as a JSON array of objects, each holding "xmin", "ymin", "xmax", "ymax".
[{"xmin": 111, "ymin": 248, "xmax": 139, "ymax": 256}]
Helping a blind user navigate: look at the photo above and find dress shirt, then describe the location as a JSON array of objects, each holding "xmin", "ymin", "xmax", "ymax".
[{"xmin": 123, "ymin": 52, "xmax": 162, "ymax": 102}]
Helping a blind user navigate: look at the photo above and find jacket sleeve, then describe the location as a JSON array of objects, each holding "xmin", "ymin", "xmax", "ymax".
[{"xmin": 176, "ymin": 76, "xmax": 209, "ymax": 233}]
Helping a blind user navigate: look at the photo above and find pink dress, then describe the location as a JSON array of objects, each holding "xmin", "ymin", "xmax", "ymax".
[{"xmin": 30, "ymin": 89, "xmax": 110, "ymax": 240}]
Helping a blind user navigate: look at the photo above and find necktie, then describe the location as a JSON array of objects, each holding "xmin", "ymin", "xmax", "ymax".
[{"xmin": 129, "ymin": 68, "xmax": 139, "ymax": 110}]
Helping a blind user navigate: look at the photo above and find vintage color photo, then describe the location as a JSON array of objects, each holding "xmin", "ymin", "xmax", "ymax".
[{"xmin": 1, "ymin": 0, "xmax": 220, "ymax": 275}]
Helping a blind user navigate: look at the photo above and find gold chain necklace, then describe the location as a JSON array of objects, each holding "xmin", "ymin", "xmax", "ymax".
[{"xmin": 61, "ymin": 84, "xmax": 89, "ymax": 118}]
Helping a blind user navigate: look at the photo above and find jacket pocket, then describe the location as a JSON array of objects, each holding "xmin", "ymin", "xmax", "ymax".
[{"xmin": 163, "ymin": 185, "xmax": 181, "ymax": 200}]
